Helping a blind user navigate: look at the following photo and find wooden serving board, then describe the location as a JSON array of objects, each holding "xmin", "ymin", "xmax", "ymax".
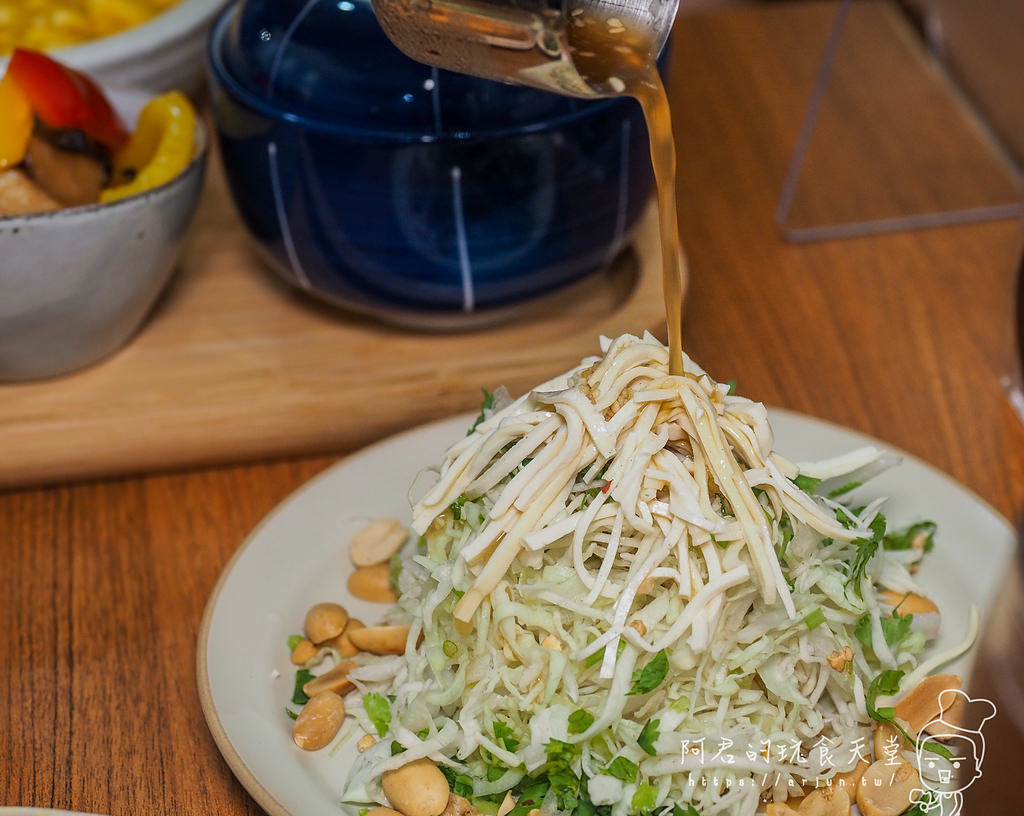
[{"xmin": 0, "ymin": 162, "xmax": 672, "ymax": 488}]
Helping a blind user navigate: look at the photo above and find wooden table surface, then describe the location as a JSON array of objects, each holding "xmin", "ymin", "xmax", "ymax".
[{"xmin": 3, "ymin": 2, "xmax": 1024, "ymax": 815}]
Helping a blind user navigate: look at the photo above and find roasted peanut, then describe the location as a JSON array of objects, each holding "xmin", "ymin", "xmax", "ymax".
[
  {"xmin": 496, "ymin": 793, "xmax": 516, "ymax": 816},
  {"xmin": 381, "ymin": 758, "xmax": 449, "ymax": 816},
  {"xmin": 797, "ymin": 785, "xmax": 849, "ymax": 816},
  {"xmin": 873, "ymin": 720, "xmax": 908, "ymax": 762},
  {"xmin": 765, "ymin": 804, "xmax": 800, "ymax": 816},
  {"xmin": 833, "ymin": 758, "xmax": 869, "ymax": 792},
  {"xmin": 879, "ymin": 590, "xmax": 938, "ymax": 615},
  {"xmin": 857, "ymin": 760, "xmax": 920, "ymax": 816},
  {"xmin": 357, "ymin": 734, "xmax": 377, "ymax": 752},
  {"xmin": 292, "ymin": 691, "xmax": 345, "ymax": 750},
  {"xmin": 893, "ymin": 674, "xmax": 961, "ymax": 734},
  {"xmin": 629, "ymin": 620, "xmax": 647, "ymax": 637},
  {"xmin": 305, "ymin": 602, "xmax": 349, "ymax": 644},
  {"xmin": 348, "ymin": 564, "xmax": 399, "ymax": 603},
  {"xmin": 540, "ymin": 634, "xmax": 563, "ymax": 651},
  {"xmin": 348, "ymin": 624, "xmax": 410, "ymax": 655},
  {"xmin": 826, "ymin": 645, "xmax": 853, "ymax": 672},
  {"xmin": 439, "ymin": 793, "xmax": 479, "ymax": 816},
  {"xmin": 303, "ymin": 661, "xmax": 355, "ymax": 697},
  {"xmin": 350, "ymin": 518, "xmax": 408, "ymax": 567},
  {"xmin": 290, "ymin": 638, "xmax": 318, "ymax": 665},
  {"xmin": 366, "ymin": 809, "xmax": 405, "ymax": 816},
  {"xmin": 326, "ymin": 617, "xmax": 366, "ymax": 657}
]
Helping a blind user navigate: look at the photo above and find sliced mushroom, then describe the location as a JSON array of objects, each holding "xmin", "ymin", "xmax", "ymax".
[
  {"xmin": 348, "ymin": 564, "xmax": 399, "ymax": 603},
  {"xmin": 292, "ymin": 691, "xmax": 345, "ymax": 750},
  {"xmin": 893, "ymin": 674, "xmax": 961, "ymax": 734},
  {"xmin": 350, "ymin": 518, "xmax": 407, "ymax": 567},
  {"xmin": 856, "ymin": 759, "xmax": 920, "ymax": 816},
  {"xmin": 348, "ymin": 624, "xmax": 410, "ymax": 655},
  {"xmin": 797, "ymin": 785, "xmax": 849, "ymax": 816},
  {"xmin": 381, "ymin": 758, "xmax": 449, "ymax": 816},
  {"xmin": 302, "ymin": 661, "xmax": 356, "ymax": 697},
  {"xmin": 304, "ymin": 602, "xmax": 349, "ymax": 645}
]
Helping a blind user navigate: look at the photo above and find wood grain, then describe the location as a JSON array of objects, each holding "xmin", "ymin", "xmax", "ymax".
[{"xmin": 2, "ymin": 3, "xmax": 1024, "ymax": 815}]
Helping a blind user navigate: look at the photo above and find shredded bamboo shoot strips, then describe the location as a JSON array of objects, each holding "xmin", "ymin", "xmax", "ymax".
[{"xmin": 341, "ymin": 334, "xmax": 959, "ymax": 816}]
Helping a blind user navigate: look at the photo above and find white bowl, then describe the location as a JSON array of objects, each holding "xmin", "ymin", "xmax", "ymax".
[
  {"xmin": 0, "ymin": 92, "xmax": 208, "ymax": 381},
  {"xmin": 0, "ymin": 0, "xmax": 229, "ymax": 95}
]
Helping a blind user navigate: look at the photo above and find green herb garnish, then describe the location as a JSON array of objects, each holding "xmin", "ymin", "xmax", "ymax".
[
  {"xmin": 291, "ymin": 669, "xmax": 315, "ymax": 705},
  {"xmin": 627, "ymin": 650, "xmax": 669, "ymax": 696},
  {"xmin": 568, "ymin": 709, "xmax": 595, "ymax": 734},
  {"xmin": 363, "ymin": 692, "xmax": 391, "ymax": 737},
  {"xmin": 604, "ymin": 756, "xmax": 638, "ymax": 783},
  {"xmin": 468, "ymin": 388, "xmax": 494, "ymax": 434},
  {"xmin": 637, "ymin": 718, "xmax": 660, "ymax": 755},
  {"xmin": 803, "ymin": 608, "xmax": 825, "ymax": 630}
]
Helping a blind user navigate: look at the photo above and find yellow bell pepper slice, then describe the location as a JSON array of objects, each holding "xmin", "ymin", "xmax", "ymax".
[
  {"xmin": 100, "ymin": 90, "xmax": 196, "ymax": 203},
  {"xmin": 0, "ymin": 72, "xmax": 34, "ymax": 171}
]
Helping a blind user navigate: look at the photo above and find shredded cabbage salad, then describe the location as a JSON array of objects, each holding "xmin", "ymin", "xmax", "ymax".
[{"xmin": 336, "ymin": 333, "xmax": 973, "ymax": 816}]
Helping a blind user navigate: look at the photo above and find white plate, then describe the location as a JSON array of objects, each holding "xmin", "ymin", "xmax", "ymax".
[{"xmin": 197, "ymin": 409, "xmax": 1016, "ymax": 816}]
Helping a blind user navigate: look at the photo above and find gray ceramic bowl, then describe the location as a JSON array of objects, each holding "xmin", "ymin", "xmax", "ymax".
[{"xmin": 0, "ymin": 97, "xmax": 208, "ymax": 382}]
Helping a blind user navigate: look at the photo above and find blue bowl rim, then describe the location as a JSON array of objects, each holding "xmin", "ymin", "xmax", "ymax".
[{"xmin": 207, "ymin": 3, "xmax": 647, "ymax": 144}]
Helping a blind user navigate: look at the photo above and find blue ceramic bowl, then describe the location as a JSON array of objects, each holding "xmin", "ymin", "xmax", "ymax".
[{"xmin": 208, "ymin": 0, "xmax": 658, "ymax": 327}]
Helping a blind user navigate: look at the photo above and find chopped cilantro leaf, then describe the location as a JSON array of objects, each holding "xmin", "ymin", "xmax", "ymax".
[
  {"xmin": 627, "ymin": 650, "xmax": 669, "ymax": 696},
  {"xmin": 778, "ymin": 516, "xmax": 794, "ymax": 558},
  {"xmin": 883, "ymin": 521, "xmax": 937, "ymax": 553},
  {"xmin": 637, "ymin": 718, "xmax": 660, "ymax": 755},
  {"xmin": 846, "ymin": 513, "xmax": 886, "ymax": 594},
  {"xmin": 439, "ymin": 764, "xmax": 474, "ymax": 797},
  {"xmin": 568, "ymin": 709, "xmax": 595, "ymax": 734},
  {"xmin": 493, "ymin": 721, "xmax": 520, "ymax": 752},
  {"xmin": 468, "ymin": 388, "xmax": 494, "ymax": 434},
  {"xmin": 449, "ymin": 494, "xmax": 467, "ymax": 520},
  {"xmin": 792, "ymin": 474, "xmax": 821, "ymax": 493},
  {"xmin": 284, "ymin": 707, "xmax": 298, "ymax": 720},
  {"xmin": 363, "ymin": 692, "xmax": 391, "ymax": 737},
  {"xmin": 631, "ymin": 783, "xmax": 658, "ymax": 812},
  {"xmin": 507, "ymin": 780, "xmax": 550, "ymax": 816},
  {"xmin": 673, "ymin": 806, "xmax": 701, "ymax": 816},
  {"xmin": 544, "ymin": 738, "xmax": 578, "ymax": 766},
  {"xmin": 603, "ymin": 756, "xmax": 638, "ymax": 782},
  {"xmin": 827, "ymin": 480, "xmax": 862, "ymax": 498},
  {"xmin": 726, "ymin": 379, "xmax": 737, "ymax": 396}
]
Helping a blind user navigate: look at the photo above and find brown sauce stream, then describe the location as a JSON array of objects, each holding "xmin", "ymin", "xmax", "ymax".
[{"xmin": 569, "ymin": 13, "xmax": 686, "ymax": 375}]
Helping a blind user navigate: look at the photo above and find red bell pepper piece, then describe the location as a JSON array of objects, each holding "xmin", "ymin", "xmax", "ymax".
[{"xmin": 6, "ymin": 48, "xmax": 129, "ymax": 151}]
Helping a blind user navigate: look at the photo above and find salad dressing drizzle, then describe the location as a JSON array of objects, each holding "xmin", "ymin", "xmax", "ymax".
[{"xmin": 569, "ymin": 14, "xmax": 686, "ymax": 375}]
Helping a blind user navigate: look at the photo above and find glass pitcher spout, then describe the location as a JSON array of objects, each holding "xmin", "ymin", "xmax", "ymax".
[{"xmin": 369, "ymin": 0, "xmax": 678, "ymax": 98}]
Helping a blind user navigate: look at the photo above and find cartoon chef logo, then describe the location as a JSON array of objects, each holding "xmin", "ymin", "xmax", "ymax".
[{"xmin": 911, "ymin": 688, "xmax": 997, "ymax": 814}]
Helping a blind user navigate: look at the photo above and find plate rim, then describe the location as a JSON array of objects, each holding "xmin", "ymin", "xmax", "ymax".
[{"xmin": 196, "ymin": 407, "xmax": 1016, "ymax": 816}]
